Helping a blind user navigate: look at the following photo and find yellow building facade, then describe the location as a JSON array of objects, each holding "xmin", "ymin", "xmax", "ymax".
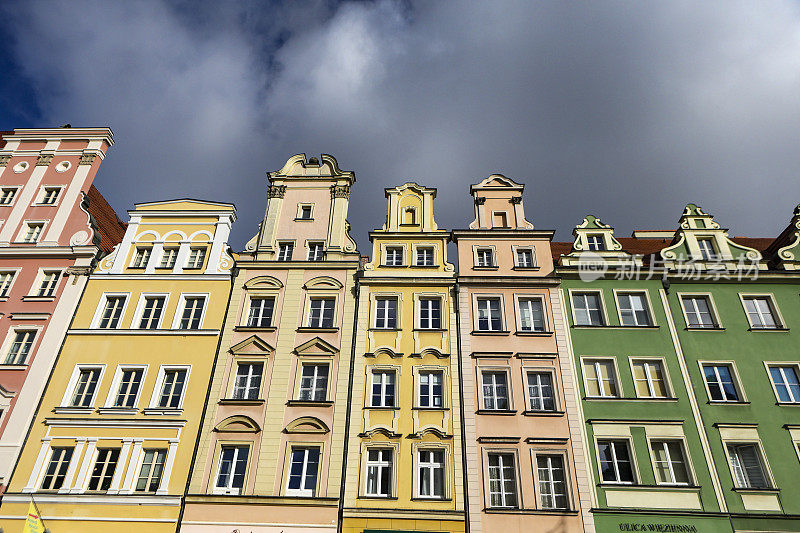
[
  {"xmin": 0, "ymin": 199, "xmax": 236, "ymax": 531},
  {"xmin": 341, "ymin": 183, "xmax": 466, "ymax": 533}
]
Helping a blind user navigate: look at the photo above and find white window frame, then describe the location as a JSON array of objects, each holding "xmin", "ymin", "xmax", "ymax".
[
  {"xmin": 696, "ymin": 237, "xmax": 717, "ymax": 260},
  {"xmin": 306, "ymin": 296, "xmax": 337, "ymax": 328},
  {"xmin": 569, "ymin": 289, "xmax": 607, "ymax": 327},
  {"xmin": 369, "ymin": 368, "xmax": 397, "ymax": 408},
  {"xmin": 245, "ymin": 296, "xmax": 276, "ymax": 328},
  {"xmin": 0, "ymin": 268, "xmax": 20, "ymax": 298},
  {"xmin": 515, "ymin": 294, "xmax": 547, "ymax": 333},
  {"xmin": 134, "ymin": 448, "xmax": 168, "ymax": 493},
  {"xmin": 613, "ymin": 289, "xmax": 655, "ymax": 327},
  {"xmin": 586, "ymin": 234, "xmax": 606, "ymax": 251},
  {"xmin": 17, "ymin": 220, "xmax": 48, "ymax": 243},
  {"xmin": 103, "ymin": 364, "xmax": 148, "ymax": 408},
  {"xmin": 479, "ymin": 367, "xmax": 513, "ymax": 411},
  {"xmin": 415, "ymin": 446, "xmax": 447, "ymax": 499},
  {"xmin": 724, "ymin": 440, "xmax": 773, "ymax": 489},
  {"xmin": 231, "ymin": 361, "xmax": 264, "ymax": 400},
  {"xmin": 363, "ymin": 447, "xmax": 394, "ymax": 497},
  {"xmin": 524, "ymin": 368, "xmax": 558, "ymax": 412},
  {"xmin": 764, "ymin": 361, "xmax": 800, "ymax": 404},
  {"xmin": 739, "ymin": 293, "xmax": 784, "ymax": 330},
  {"xmin": 414, "ymin": 245, "xmax": 436, "ymax": 267},
  {"xmin": 148, "ymin": 365, "xmax": 191, "ymax": 410},
  {"xmin": 699, "ymin": 360, "xmax": 745, "ymax": 403},
  {"xmin": 533, "ymin": 452, "xmax": 571, "ymax": 510},
  {"xmin": 1, "ymin": 327, "xmax": 40, "ymax": 365},
  {"xmin": 129, "ymin": 246, "xmax": 153, "ymax": 269},
  {"xmin": 416, "ymin": 367, "xmax": 445, "ymax": 409},
  {"xmin": 648, "ymin": 438, "xmax": 693, "ymax": 486},
  {"xmin": 513, "ymin": 246, "xmax": 536, "ymax": 268},
  {"xmin": 213, "ymin": 443, "xmax": 250, "ymax": 495},
  {"xmin": 417, "ymin": 295, "xmax": 443, "ymax": 330},
  {"xmin": 276, "ymin": 241, "xmax": 295, "ymax": 261},
  {"xmin": 474, "ymin": 294, "xmax": 505, "ymax": 332},
  {"xmin": 171, "ymin": 293, "xmax": 209, "ymax": 330},
  {"xmin": 484, "ymin": 449, "xmax": 520, "ymax": 508},
  {"xmin": 373, "ymin": 296, "xmax": 399, "ymax": 329},
  {"xmin": 297, "ymin": 362, "xmax": 329, "ymax": 402},
  {"xmin": 296, "ymin": 203, "xmax": 315, "ymax": 220},
  {"xmin": 306, "ymin": 242, "xmax": 325, "ymax": 261},
  {"xmin": 0, "ymin": 186, "xmax": 20, "ymax": 206},
  {"xmin": 90, "ymin": 293, "xmax": 130, "ymax": 329},
  {"xmin": 629, "ymin": 357, "xmax": 672, "ymax": 399},
  {"xmin": 131, "ymin": 293, "xmax": 170, "ymax": 330},
  {"xmin": 185, "ymin": 246, "xmax": 207, "ymax": 269},
  {"xmin": 475, "ymin": 247, "xmax": 495, "ymax": 267},
  {"xmin": 157, "ymin": 246, "xmax": 179, "ymax": 269},
  {"xmin": 33, "ymin": 185, "xmax": 64, "ymax": 206},
  {"xmin": 384, "ymin": 246, "xmax": 404, "ymax": 266},
  {"xmin": 32, "ymin": 269, "xmax": 63, "ymax": 298},
  {"xmin": 595, "ymin": 438, "xmax": 638, "ymax": 484},
  {"xmin": 679, "ymin": 293, "xmax": 721, "ymax": 329},
  {"xmin": 581, "ymin": 356, "xmax": 622, "ymax": 398},
  {"xmin": 284, "ymin": 445, "xmax": 322, "ymax": 497},
  {"xmin": 61, "ymin": 364, "xmax": 106, "ymax": 408}
]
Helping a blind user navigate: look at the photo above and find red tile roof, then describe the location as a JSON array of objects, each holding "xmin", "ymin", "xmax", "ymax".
[{"xmin": 87, "ymin": 186, "xmax": 126, "ymax": 253}]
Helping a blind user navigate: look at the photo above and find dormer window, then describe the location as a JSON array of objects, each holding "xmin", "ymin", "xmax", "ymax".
[
  {"xmin": 131, "ymin": 247, "xmax": 151, "ymax": 269},
  {"xmin": 416, "ymin": 247, "xmax": 434, "ymax": 266},
  {"xmin": 186, "ymin": 247, "xmax": 206, "ymax": 269},
  {"xmin": 516, "ymin": 249, "xmax": 535, "ymax": 267},
  {"xmin": 403, "ymin": 208, "xmax": 416, "ymax": 225},
  {"xmin": 493, "ymin": 212, "xmax": 509, "ymax": 228},
  {"xmin": 476, "ymin": 249, "xmax": 494, "ymax": 267},
  {"xmin": 586, "ymin": 235, "xmax": 605, "ymax": 251},
  {"xmin": 697, "ymin": 238, "xmax": 717, "ymax": 260},
  {"xmin": 385, "ymin": 247, "xmax": 403, "ymax": 266},
  {"xmin": 299, "ymin": 205, "xmax": 313, "ymax": 220}
]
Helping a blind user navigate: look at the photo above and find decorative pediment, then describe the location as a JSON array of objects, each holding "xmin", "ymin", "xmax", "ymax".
[
  {"xmin": 368, "ymin": 347, "xmax": 402, "ymax": 359},
  {"xmin": 418, "ymin": 348, "xmax": 448, "ymax": 359},
  {"xmin": 660, "ymin": 203, "xmax": 764, "ymax": 269},
  {"xmin": 214, "ymin": 415, "xmax": 260, "ymax": 433},
  {"xmin": 303, "ymin": 276, "xmax": 343, "ymax": 290},
  {"xmin": 558, "ymin": 215, "xmax": 634, "ymax": 267},
  {"xmin": 767, "ymin": 204, "xmax": 800, "ymax": 270},
  {"xmin": 243, "ymin": 275, "xmax": 283, "ymax": 290},
  {"xmin": 359, "ymin": 427, "xmax": 402, "ymax": 439},
  {"xmin": 230, "ymin": 335, "xmax": 274, "ymax": 356},
  {"xmin": 285, "ymin": 416, "xmax": 329, "ymax": 434},
  {"xmin": 294, "ymin": 337, "xmax": 338, "ymax": 357},
  {"xmin": 475, "ymin": 174, "xmax": 521, "ymax": 189},
  {"xmin": 410, "ymin": 427, "xmax": 451, "ymax": 439},
  {"xmin": 0, "ymin": 384, "xmax": 15, "ymax": 399}
]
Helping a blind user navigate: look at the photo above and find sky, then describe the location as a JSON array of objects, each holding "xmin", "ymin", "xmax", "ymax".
[{"xmin": 2, "ymin": 0, "xmax": 800, "ymax": 252}]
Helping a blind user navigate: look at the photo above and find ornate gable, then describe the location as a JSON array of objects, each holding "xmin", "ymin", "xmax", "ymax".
[
  {"xmin": 660, "ymin": 204, "xmax": 765, "ymax": 270},
  {"xmin": 767, "ymin": 204, "xmax": 800, "ymax": 270},
  {"xmin": 559, "ymin": 215, "xmax": 635, "ymax": 267}
]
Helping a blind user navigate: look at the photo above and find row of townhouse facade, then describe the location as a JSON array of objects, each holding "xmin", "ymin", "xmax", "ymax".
[{"xmin": 0, "ymin": 129, "xmax": 798, "ymax": 532}]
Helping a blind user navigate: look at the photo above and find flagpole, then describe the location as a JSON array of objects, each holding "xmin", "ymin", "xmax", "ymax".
[{"xmin": 29, "ymin": 494, "xmax": 46, "ymax": 533}]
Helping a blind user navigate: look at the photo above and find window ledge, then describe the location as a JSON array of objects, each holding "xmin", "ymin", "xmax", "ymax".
[
  {"xmin": 358, "ymin": 495, "xmax": 397, "ymax": 500},
  {"xmin": 511, "ymin": 266, "xmax": 540, "ymax": 271},
  {"xmin": 471, "ymin": 330, "xmax": 510, "ymax": 336},
  {"xmin": 293, "ymin": 218, "xmax": 314, "ymax": 221},
  {"xmin": 584, "ymin": 396, "xmax": 678, "ymax": 402},
  {"xmin": 599, "ymin": 483, "xmax": 701, "ymax": 491},
  {"xmin": 412, "ymin": 406, "xmax": 449, "ymax": 411},
  {"xmin": 219, "ymin": 399, "xmax": 265, "ymax": 406},
  {"xmin": 142, "ymin": 408, "xmax": 183, "ymax": 415},
  {"xmin": 0, "ymin": 364, "xmax": 28, "ymax": 370},
  {"xmin": 514, "ymin": 331, "xmax": 554, "ymax": 337},
  {"xmin": 413, "ymin": 328, "xmax": 447, "ymax": 332},
  {"xmin": 364, "ymin": 406, "xmax": 399, "ymax": 410},
  {"xmin": 476, "ymin": 409, "xmax": 517, "ymax": 415},
  {"xmin": 615, "ymin": 325, "xmax": 659, "ymax": 329},
  {"xmin": 21, "ymin": 296, "xmax": 55, "ymax": 302},
  {"xmin": 473, "ymin": 266, "xmax": 499, "ymax": 270},
  {"xmin": 732, "ymin": 487, "xmax": 779, "ymax": 494},
  {"xmin": 484, "ymin": 508, "xmax": 577, "ymax": 515},
  {"xmin": 97, "ymin": 407, "xmax": 137, "ymax": 415},
  {"xmin": 286, "ymin": 400, "xmax": 333, "ymax": 407},
  {"xmin": 234, "ymin": 326, "xmax": 276, "ymax": 332},
  {"xmin": 411, "ymin": 496, "xmax": 452, "ymax": 502},
  {"xmin": 409, "ymin": 264, "xmax": 437, "ymax": 268},
  {"xmin": 369, "ymin": 327, "xmax": 400, "ymax": 332},
  {"xmin": 53, "ymin": 406, "xmax": 93, "ymax": 414},
  {"xmin": 380, "ymin": 264, "xmax": 406, "ymax": 268},
  {"xmin": 748, "ymin": 327, "xmax": 789, "ymax": 332},
  {"xmin": 296, "ymin": 327, "xmax": 338, "ymax": 333},
  {"xmin": 685, "ymin": 326, "xmax": 725, "ymax": 331},
  {"xmin": 522, "ymin": 410, "xmax": 565, "ymax": 416},
  {"xmin": 571, "ymin": 324, "xmax": 608, "ymax": 328},
  {"xmin": 707, "ymin": 400, "xmax": 750, "ymax": 406},
  {"xmin": 776, "ymin": 401, "xmax": 800, "ymax": 406}
]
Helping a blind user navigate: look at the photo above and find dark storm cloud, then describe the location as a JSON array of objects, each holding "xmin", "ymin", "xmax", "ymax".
[{"xmin": 2, "ymin": 0, "xmax": 800, "ymax": 253}]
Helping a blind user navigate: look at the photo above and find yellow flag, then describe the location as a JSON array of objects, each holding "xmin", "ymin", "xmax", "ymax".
[{"xmin": 23, "ymin": 501, "xmax": 45, "ymax": 533}]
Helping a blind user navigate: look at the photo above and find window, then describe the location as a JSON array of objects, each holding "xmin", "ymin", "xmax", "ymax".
[
  {"xmin": 307, "ymin": 298, "xmax": 335, "ymax": 328},
  {"xmin": 114, "ymin": 368, "xmax": 144, "ymax": 407},
  {"xmin": 632, "ymin": 360, "xmax": 669, "ymax": 398},
  {"xmin": 232, "ymin": 363, "xmax": 263, "ymax": 400},
  {"xmin": 40, "ymin": 447, "xmax": 73, "ymax": 490},
  {"xmin": 374, "ymin": 298, "xmax": 397, "ymax": 329},
  {"xmin": 482, "ymin": 371, "xmax": 509, "ymax": 410},
  {"xmin": 40, "ymin": 187, "xmax": 60, "ymax": 205},
  {"xmin": 157, "ymin": 368, "xmax": 187, "ymax": 408},
  {"xmin": 247, "ymin": 297, "xmax": 275, "ymax": 328},
  {"xmin": 23, "ymin": 223, "xmax": 43, "ymax": 243},
  {"xmin": 138, "ymin": 296, "xmax": 165, "ymax": 329},
  {"xmin": 136, "ymin": 449, "xmax": 166, "ymax": 492},
  {"xmin": 697, "ymin": 238, "xmax": 717, "ymax": 260},
  {"xmin": 768, "ymin": 365, "xmax": 800, "ymax": 403},
  {"xmin": 186, "ymin": 247, "xmax": 206, "ymax": 269},
  {"xmin": 0, "ymin": 188, "xmax": 17, "ymax": 205},
  {"xmin": 36, "ymin": 271, "xmax": 60, "ymax": 297},
  {"xmin": 681, "ymin": 296, "xmax": 717, "ymax": 328},
  {"xmin": 4, "ymin": 330, "xmax": 36, "ymax": 364},
  {"xmin": 403, "ymin": 208, "xmax": 416, "ymax": 225},
  {"xmin": 371, "ymin": 371, "xmax": 395, "ymax": 407},
  {"xmin": 307, "ymin": 243, "xmax": 324, "ymax": 261},
  {"xmin": 702, "ymin": 363, "xmax": 740, "ymax": 402},
  {"xmin": 743, "ymin": 296, "xmax": 780, "ymax": 329},
  {"xmin": 727, "ymin": 444, "xmax": 769, "ymax": 489},
  {"xmin": 518, "ymin": 297, "xmax": 546, "ymax": 332},
  {"xmin": 583, "ymin": 359, "xmax": 619, "ymax": 398},
  {"xmin": 487, "ymin": 453, "xmax": 517, "ymax": 508},
  {"xmin": 419, "ymin": 371, "xmax": 443, "ymax": 408},
  {"xmin": 494, "ymin": 212, "xmax": 508, "ymax": 228},
  {"xmin": 87, "ymin": 448, "xmax": 120, "ymax": 492},
  {"xmin": 537, "ymin": 455, "xmax": 568, "ymax": 509},
  {"xmin": 131, "ymin": 247, "xmax": 151, "ymax": 268},
  {"xmin": 586, "ymin": 234, "xmax": 605, "ymax": 251},
  {"xmin": 651, "ymin": 440, "xmax": 690, "ymax": 485},
  {"xmin": 286, "ymin": 447, "xmax": 320, "ymax": 496},
  {"xmin": 573, "ymin": 292, "xmax": 604, "ymax": 326},
  {"xmin": 365, "ymin": 449, "xmax": 392, "ymax": 497},
  {"xmin": 516, "ymin": 248, "xmax": 534, "ymax": 267},
  {"xmin": 299, "ymin": 364, "xmax": 328, "ymax": 401},
  {"xmin": 178, "ymin": 296, "xmax": 205, "ymax": 329},
  {"xmin": 418, "ymin": 450, "xmax": 445, "ymax": 498},
  {"xmin": 477, "ymin": 298, "xmax": 503, "ymax": 331},
  {"xmin": 617, "ymin": 293, "xmax": 652, "ymax": 326},
  {"xmin": 0, "ymin": 271, "xmax": 14, "ymax": 297},
  {"xmin": 215, "ymin": 445, "xmax": 248, "ymax": 494},
  {"xmin": 70, "ymin": 368, "xmax": 101, "ymax": 407},
  {"xmin": 598, "ymin": 440, "xmax": 635, "ymax": 483},
  {"xmin": 416, "ymin": 247, "xmax": 434, "ymax": 266},
  {"xmin": 299, "ymin": 205, "xmax": 313, "ymax": 220},
  {"xmin": 159, "ymin": 248, "xmax": 178, "ymax": 268},
  {"xmin": 385, "ymin": 246, "xmax": 403, "ymax": 266},
  {"xmin": 527, "ymin": 372, "xmax": 555, "ymax": 411},
  {"xmin": 418, "ymin": 298, "xmax": 441, "ymax": 329},
  {"xmin": 277, "ymin": 242, "xmax": 293, "ymax": 261},
  {"xmin": 98, "ymin": 295, "xmax": 126, "ymax": 329},
  {"xmin": 476, "ymin": 248, "xmax": 494, "ymax": 267}
]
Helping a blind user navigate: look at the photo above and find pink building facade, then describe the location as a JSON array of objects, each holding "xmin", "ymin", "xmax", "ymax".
[
  {"xmin": 0, "ymin": 127, "xmax": 125, "ymax": 491},
  {"xmin": 452, "ymin": 175, "xmax": 594, "ymax": 533}
]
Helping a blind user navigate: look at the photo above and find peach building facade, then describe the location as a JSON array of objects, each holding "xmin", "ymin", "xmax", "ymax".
[
  {"xmin": 452, "ymin": 175, "xmax": 593, "ymax": 533},
  {"xmin": 0, "ymin": 127, "xmax": 124, "ymax": 491},
  {"xmin": 181, "ymin": 154, "xmax": 360, "ymax": 532}
]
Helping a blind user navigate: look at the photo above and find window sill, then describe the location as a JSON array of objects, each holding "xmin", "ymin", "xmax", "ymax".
[
  {"xmin": 53, "ymin": 406, "xmax": 93, "ymax": 414},
  {"xmin": 476, "ymin": 409, "xmax": 517, "ymax": 415},
  {"xmin": 471, "ymin": 330, "xmax": 510, "ymax": 335},
  {"xmin": 413, "ymin": 328, "xmax": 447, "ymax": 332},
  {"xmin": 571, "ymin": 324, "xmax": 608, "ymax": 328},
  {"xmin": 512, "ymin": 266, "xmax": 540, "ymax": 271},
  {"xmin": 584, "ymin": 396, "xmax": 678, "ymax": 402},
  {"xmin": 21, "ymin": 296, "xmax": 55, "ymax": 302},
  {"xmin": 293, "ymin": 218, "xmax": 314, "ymax": 221},
  {"xmin": 380, "ymin": 264, "xmax": 407, "ymax": 268},
  {"xmin": 219, "ymin": 399, "xmax": 265, "ymax": 406},
  {"xmin": 748, "ymin": 327, "xmax": 790, "ymax": 332},
  {"xmin": 514, "ymin": 331, "xmax": 554, "ymax": 337},
  {"xmin": 286, "ymin": 400, "xmax": 333, "ymax": 407},
  {"xmin": 484, "ymin": 508, "xmax": 578, "ymax": 515},
  {"xmin": 411, "ymin": 496, "xmax": 452, "ymax": 502},
  {"xmin": 409, "ymin": 264, "xmax": 437, "ymax": 268},
  {"xmin": 684, "ymin": 326, "xmax": 725, "ymax": 331},
  {"xmin": 522, "ymin": 410, "xmax": 565, "ymax": 416},
  {"xmin": 615, "ymin": 325, "xmax": 659, "ymax": 329},
  {"xmin": 599, "ymin": 483, "xmax": 701, "ymax": 491},
  {"xmin": 97, "ymin": 407, "xmax": 138, "ymax": 415},
  {"xmin": 776, "ymin": 401, "xmax": 800, "ymax": 406},
  {"xmin": 296, "ymin": 327, "xmax": 338, "ymax": 333},
  {"xmin": 142, "ymin": 408, "xmax": 183, "ymax": 415},
  {"xmin": 732, "ymin": 487, "xmax": 779, "ymax": 494},
  {"xmin": 707, "ymin": 400, "xmax": 750, "ymax": 406},
  {"xmin": 234, "ymin": 326, "xmax": 276, "ymax": 332},
  {"xmin": 358, "ymin": 495, "xmax": 397, "ymax": 500},
  {"xmin": 369, "ymin": 327, "xmax": 400, "ymax": 332},
  {"xmin": 473, "ymin": 266, "xmax": 499, "ymax": 270},
  {"xmin": 0, "ymin": 364, "xmax": 28, "ymax": 370},
  {"xmin": 412, "ymin": 406, "xmax": 448, "ymax": 411},
  {"xmin": 364, "ymin": 406, "xmax": 400, "ymax": 410}
]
